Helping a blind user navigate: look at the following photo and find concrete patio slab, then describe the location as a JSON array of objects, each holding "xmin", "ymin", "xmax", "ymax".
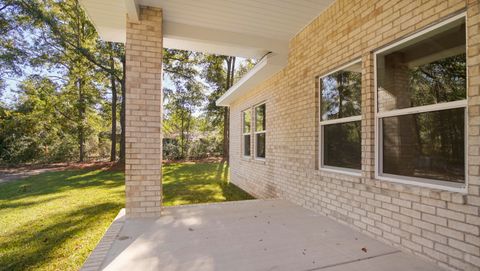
[{"xmin": 83, "ymin": 199, "xmax": 443, "ymax": 271}]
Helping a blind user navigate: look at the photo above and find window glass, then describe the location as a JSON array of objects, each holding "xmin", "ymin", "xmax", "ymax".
[
  {"xmin": 323, "ymin": 121, "xmax": 361, "ymax": 169},
  {"xmin": 243, "ymin": 110, "xmax": 251, "ymax": 133},
  {"xmin": 321, "ymin": 63, "xmax": 361, "ymax": 120},
  {"xmin": 256, "ymin": 133, "xmax": 265, "ymax": 158},
  {"xmin": 255, "ymin": 104, "xmax": 266, "ymax": 132},
  {"xmin": 320, "ymin": 61, "xmax": 362, "ymax": 171},
  {"xmin": 244, "ymin": 135, "xmax": 251, "ymax": 156},
  {"xmin": 377, "ymin": 19, "xmax": 466, "ymax": 112},
  {"xmin": 376, "ymin": 16, "xmax": 467, "ymax": 186},
  {"xmin": 382, "ymin": 108, "xmax": 465, "ymax": 183},
  {"xmin": 242, "ymin": 110, "xmax": 251, "ymax": 157}
]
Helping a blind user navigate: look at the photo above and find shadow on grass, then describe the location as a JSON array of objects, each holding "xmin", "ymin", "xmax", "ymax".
[
  {"xmin": 0, "ymin": 170, "xmax": 124, "ymax": 203},
  {"xmin": 0, "ymin": 202, "xmax": 122, "ymax": 271},
  {"xmin": 0, "ymin": 195, "xmax": 66, "ymax": 210},
  {"xmin": 162, "ymin": 162, "xmax": 254, "ymax": 205}
]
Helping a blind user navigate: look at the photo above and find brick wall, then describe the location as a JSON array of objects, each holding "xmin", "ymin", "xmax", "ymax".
[
  {"xmin": 229, "ymin": 0, "xmax": 480, "ymax": 270},
  {"xmin": 125, "ymin": 7, "xmax": 163, "ymax": 218}
]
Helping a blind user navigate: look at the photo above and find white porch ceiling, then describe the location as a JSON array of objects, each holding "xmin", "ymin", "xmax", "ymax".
[
  {"xmin": 80, "ymin": 0, "xmax": 334, "ymax": 106},
  {"xmin": 81, "ymin": 0, "xmax": 333, "ymax": 59}
]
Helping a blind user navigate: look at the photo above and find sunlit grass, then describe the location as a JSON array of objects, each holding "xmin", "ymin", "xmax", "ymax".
[
  {"xmin": 0, "ymin": 162, "xmax": 253, "ymax": 271},
  {"xmin": 162, "ymin": 161, "xmax": 254, "ymax": 206},
  {"xmin": 0, "ymin": 169, "xmax": 124, "ymax": 271}
]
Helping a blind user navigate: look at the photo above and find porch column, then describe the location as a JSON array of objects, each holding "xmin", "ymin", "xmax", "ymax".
[{"xmin": 125, "ymin": 7, "xmax": 163, "ymax": 218}]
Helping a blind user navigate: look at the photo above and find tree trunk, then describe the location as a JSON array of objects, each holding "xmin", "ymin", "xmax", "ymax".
[
  {"xmin": 110, "ymin": 49, "xmax": 118, "ymax": 162},
  {"xmin": 222, "ymin": 56, "xmax": 235, "ymax": 163},
  {"xmin": 78, "ymin": 78, "xmax": 85, "ymax": 162},
  {"xmin": 180, "ymin": 113, "xmax": 185, "ymax": 158},
  {"xmin": 223, "ymin": 107, "xmax": 229, "ymax": 162},
  {"xmin": 119, "ymin": 55, "xmax": 126, "ymax": 163}
]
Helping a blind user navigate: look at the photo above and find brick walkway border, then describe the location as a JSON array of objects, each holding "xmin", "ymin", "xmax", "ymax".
[{"xmin": 80, "ymin": 209, "xmax": 126, "ymax": 271}]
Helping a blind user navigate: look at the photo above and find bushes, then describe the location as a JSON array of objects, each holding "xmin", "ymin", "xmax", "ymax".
[{"xmin": 163, "ymin": 136, "xmax": 222, "ymax": 161}]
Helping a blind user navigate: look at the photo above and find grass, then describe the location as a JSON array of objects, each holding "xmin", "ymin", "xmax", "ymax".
[
  {"xmin": 0, "ymin": 162, "xmax": 253, "ymax": 271},
  {"xmin": 162, "ymin": 161, "xmax": 254, "ymax": 206}
]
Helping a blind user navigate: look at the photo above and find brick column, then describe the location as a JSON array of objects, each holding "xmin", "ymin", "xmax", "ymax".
[{"xmin": 125, "ymin": 7, "xmax": 163, "ymax": 218}]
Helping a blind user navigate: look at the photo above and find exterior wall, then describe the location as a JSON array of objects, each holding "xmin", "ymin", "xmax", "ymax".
[
  {"xmin": 125, "ymin": 7, "xmax": 163, "ymax": 218},
  {"xmin": 229, "ymin": 1, "xmax": 480, "ymax": 270}
]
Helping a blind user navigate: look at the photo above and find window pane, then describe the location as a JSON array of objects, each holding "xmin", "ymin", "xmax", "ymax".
[
  {"xmin": 377, "ymin": 18, "xmax": 466, "ymax": 112},
  {"xmin": 243, "ymin": 110, "xmax": 251, "ymax": 133},
  {"xmin": 244, "ymin": 134, "xmax": 251, "ymax": 156},
  {"xmin": 323, "ymin": 121, "xmax": 361, "ymax": 169},
  {"xmin": 256, "ymin": 133, "xmax": 265, "ymax": 158},
  {"xmin": 320, "ymin": 63, "xmax": 362, "ymax": 120},
  {"xmin": 382, "ymin": 108, "xmax": 465, "ymax": 183},
  {"xmin": 255, "ymin": 104, "xmax": 266, "ymax": 132}
]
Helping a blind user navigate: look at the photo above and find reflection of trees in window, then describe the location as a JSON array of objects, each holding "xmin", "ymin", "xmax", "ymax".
[
  {"xmin": 409, "ymin": 54, "xmax": 466, "ymax": 107},
  {"xmin": 324, "ymin": 121, "xmax": 361, "ymax": 169},
  {"xmin": 382, "ymin": 54, "xmax": 466, "ymax": 183},
  {"xmin": 255, "ymin": 104, "xmax": 265, "ymax": 131},
  {"xmin": 321, "ymin": 71, "xmax": 361, "ymax": 120}
]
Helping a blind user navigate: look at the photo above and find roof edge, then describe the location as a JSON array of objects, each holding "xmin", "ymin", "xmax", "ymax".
[{"xmin": 216, "ymin": 53, "xmax": 287, "ymax": 107}]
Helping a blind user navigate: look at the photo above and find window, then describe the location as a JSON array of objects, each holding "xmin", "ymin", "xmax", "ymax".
[
  {"xmin": 254, "ymin": 103, "xmax": 266, "ymax": 159},
  {"xmin": 242, "ymin": 110, "xmax": 251, "ymax": 157},
  {"xmin": 375, "ymin": 14, "xmax": 466, "ymax": 189},
  {"xmin": 319, "ymin": 61, "xmax": 362, "ymax": 172}
]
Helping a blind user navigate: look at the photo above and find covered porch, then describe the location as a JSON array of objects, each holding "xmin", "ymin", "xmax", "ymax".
[{"xmin": 81, "ymin": 199, "xmax": 440, "ymax": 270}]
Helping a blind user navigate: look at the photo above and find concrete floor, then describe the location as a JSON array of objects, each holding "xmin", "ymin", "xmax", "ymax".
[{"xmin": 86, "ymin": 199, "xmax": 442, "ymax": 271}]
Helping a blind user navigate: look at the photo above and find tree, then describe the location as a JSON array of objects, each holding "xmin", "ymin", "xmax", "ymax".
[{"xmin": 202, "ymin": 56, "xmax": 254, "ymax": 163}]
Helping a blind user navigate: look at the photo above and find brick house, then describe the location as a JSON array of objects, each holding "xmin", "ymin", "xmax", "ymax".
[{"xmin": 81, "ymin": 0, "xmax": 480, "ymax": 270}]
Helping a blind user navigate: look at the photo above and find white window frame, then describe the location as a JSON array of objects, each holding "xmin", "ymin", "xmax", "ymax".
[
  {"xmin": 242, "ymin": 109, "xmax": 252, "ymax": 158},
  {"xmin": 319, "ymin": 59, "xmax": 362, "ymax": 176},
  {"xmin": 374, "ymin": 12, "xmax": 468, "ymax": 193},
  {"xmin": 254, "ymin": 102, "xmax": 266, "ymax": 160}
]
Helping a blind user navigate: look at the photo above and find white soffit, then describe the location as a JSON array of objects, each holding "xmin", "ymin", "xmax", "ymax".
[
  {"xmin": 81, "ymin": 0, "xmax": 333, "ymax": 57},
  {"xmin": 80, "ymin": 0, "xmax": 334, "ymax": 104},
  {"xmin": 217, "ymin": 53, "xmax": 287, "ymax": 106}
]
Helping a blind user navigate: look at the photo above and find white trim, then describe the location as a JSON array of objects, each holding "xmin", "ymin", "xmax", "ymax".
[
  {"xmin": 320, "ymin": 59, "xmax": 362, "ymax": 79},
  {"xmin": 377, "ymin": 174, "xmax": 467, "ymax": 193},
  {"xmin": 318, "ymin": 61, "xmax": 363, "ymax": 172},
  {"xmin": 375, "ymin": 12, "xmax": 466, "ymax": 55},
  {"xmin": 242, "ymin": 109, "xmax": 252, "ymax": 158},
  {"xmin": 319, "ymin": 115, "xmax": 362, "ymax": 125},
  {"xmin": 374, "ymin": 13, "xmax": 468, "ymax": 191},
  {"xmin": 320, "ymin": 165, "xmax": 362, "ymax": 177},
  {"xmin": 377, "ymin": 100, "xmax": 466, "ymax": 118},
  {"xmin": 217, "ymin": 54, "xmax": 287, "ymax": 106},
  {"xmin": 125, "ymin": 0, "xmax": 139, "ymax": 23}
]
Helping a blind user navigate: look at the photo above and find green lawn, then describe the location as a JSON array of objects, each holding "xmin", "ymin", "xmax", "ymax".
[
  {"xmin": 163, "ymin": 161, "xmax": 253, "ymax": 206},
  {"xmin": 0, "ymin": 162, "xmax": 253, "ymax": 271}
]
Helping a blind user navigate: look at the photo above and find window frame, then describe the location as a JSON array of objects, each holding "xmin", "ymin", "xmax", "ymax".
[
  {"xmin": 242, "ymin": 108, "xmax": 252, "ymax": 158},
  {"xmin": 254, "ymin": 102, "xmax": 266, "ymax": 160},
  {"xmin": 373, "ymin": 12, "xmax": 468, "ymax": 193},
  {"xmin": 318, "ymin": 59, "xmax": 362, "ymax": 176}
]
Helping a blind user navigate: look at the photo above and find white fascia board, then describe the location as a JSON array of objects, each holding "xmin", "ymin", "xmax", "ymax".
[
  {"xmin": 216, "ymin": 53, "xmax": 287, "ymax": 106},
  {"xmin": 163, "ymin": 21, "xmax": 288, "ymax": 59},
  {"xmin": 80, "ymin": 0, "xmax": 126, "ymax": 43},
  {"xmin": 164, "ymin": 37, "xmax": 268, "ymax": 59},
  {"xmin": 125, "ymin": 0, "xmax": 140, "ymax": 23}
]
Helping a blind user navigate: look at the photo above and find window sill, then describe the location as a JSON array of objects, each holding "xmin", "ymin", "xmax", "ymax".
[
  {"xmin": 253, "ymin": 157, "xmax": 266, "ymax": 164},
  {"xmin": 320, "ymin": 166, "xmax": 362, "ymax": 177},
  {"xmin": 376, "ymin": 173, "xmax": 467, "ymax": 194}
]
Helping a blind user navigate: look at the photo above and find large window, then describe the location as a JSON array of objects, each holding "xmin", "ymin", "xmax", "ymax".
[
  {"xmin": 375, "ymin": 15, "xmax": 466, "ymax": 189},
  {"xmin": 242, "ymin": 110, "xmax": 251, "ymax": 157},
  {"xmin": 319, "ymin": 61, "xmax": 362, "ymax": 172},
  {"xmin": 254, "ymin": 103, "xmax": 266, "ymax": 159}
]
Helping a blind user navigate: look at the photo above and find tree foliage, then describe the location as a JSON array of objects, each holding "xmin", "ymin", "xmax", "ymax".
[{"xmin": 0, "ymin": 0, "xmax": 255, "ymax": 165}]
